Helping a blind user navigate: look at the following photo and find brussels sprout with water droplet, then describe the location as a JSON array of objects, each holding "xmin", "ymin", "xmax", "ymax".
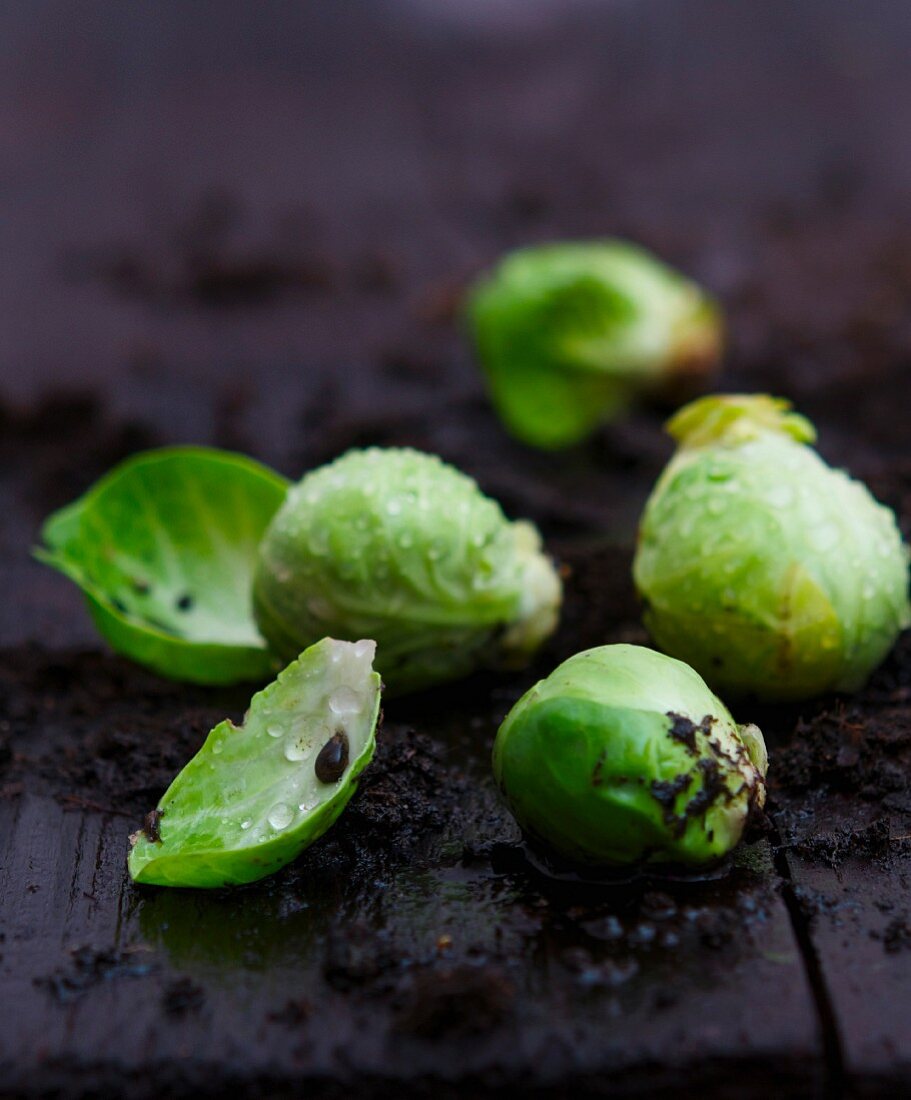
[
  {"xmin": 128, "ymin": 637, "xmax": 381, "ymax": 888},
  {"xmin": 253, "ymin": 448, "xmax": 562, "ymax": 695},
  {"xmin": 492, "ymin": 644, "xmax": 767, "ymax": 868},
  {"xmin": 467, "ymin": 240, "xmax": 723, "ymax": 449},
  {"xmin": 634, "ymin": 395, "xmax": 911, "ymax": 701}
]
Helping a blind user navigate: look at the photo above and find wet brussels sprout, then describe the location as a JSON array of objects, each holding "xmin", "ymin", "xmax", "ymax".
[
  {"xmin": 634, "ymin": 395, "xmax": 911, "ymax": 701},
  {"xmin": 467, "ymin": 240, "xmax": 722, "ymax": 449},
  {"xmin": 128, "ymin": 637, "xmax": 381, "ymax": 888},
  {"xmin": 492, "ymin": 644, "xmax": 767, "ymax": 868},
  {"xmin": 253, "ymin": 447, "xmax": 562, "ymax": 695}
]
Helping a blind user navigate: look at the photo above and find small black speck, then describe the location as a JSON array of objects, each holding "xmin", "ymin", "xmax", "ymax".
[
  {"xmin": 176, "ymin": 593, "xmax": 194, "ymax": 612},
  {"xmin": 131, "ymin": 578, "xmax": 151, "ymax": 595},
  {"xmin": 111, "ymin": 597, "xmax": 128, "ymax": 614}
]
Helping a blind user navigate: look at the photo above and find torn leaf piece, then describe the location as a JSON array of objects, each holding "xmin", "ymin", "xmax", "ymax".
[{"xmin": 128, "ymin": 638, "xmax": 381, "ymax": 888}]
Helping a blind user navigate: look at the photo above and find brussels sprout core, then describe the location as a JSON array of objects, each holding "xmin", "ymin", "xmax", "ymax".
[
  {"xmin": 253, "ymin": 448, "xmax": 562, "ymax": 694},
  {"xmin": 492, "ymin": 644, "xmax": 767, "ymax": 868},
  {"xmin": 634, "ymin": 394, "xmax": 911, "ymax": 700},
  {"xmin": 467, "ymin": 240, "xmax": 723, "ymax": 449}
]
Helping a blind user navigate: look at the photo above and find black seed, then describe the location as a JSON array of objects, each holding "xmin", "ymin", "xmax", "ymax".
[
  {"xmin": 315, "ymin": 732, "xmax": 349, "ymax": 783},
  {"xmin": 132, "ymin": 578, "xmax": 151, "ymax": 595},
  {"xmin": 176, "ymin": 593, "xmax": 194, "ymax": 612}
]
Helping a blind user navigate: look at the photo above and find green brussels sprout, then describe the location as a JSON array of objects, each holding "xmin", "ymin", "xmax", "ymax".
[
  {"xmin": 634, "ymin": 394, "xmax": 911, "ymax": 701},
  {"xmin": 129, "ymin": 637, "xmax": 381, "ymax": 888},
  {"xmin": 466, "ymin": 240, "xmax": 722, "ymax": 449},
  {"xmin": 253, "ymin": 447, "xmax": 562, "ymax": 695},
  {"xmin": 492, "ymin": 644, "xmax": 767, "ymax": 868}
]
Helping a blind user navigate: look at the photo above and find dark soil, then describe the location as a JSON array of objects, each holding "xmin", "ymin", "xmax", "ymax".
[{"xmin": 4, "ymin": 2, "xmax": 911, "ymax": 1097}]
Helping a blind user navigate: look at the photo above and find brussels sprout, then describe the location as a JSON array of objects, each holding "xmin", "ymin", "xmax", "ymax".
[
  {"xmin": 634, "ymin": 394, "xmax": 911, "ymax": 701},
  {"xmin": 129, "ymin": 637, "xmax": 381, "ymax": 888},
  {"xmin": 253, "ymin": 447, "xmax": 562, "ymax": 695},
  {"xmin": 35, "ymin": 447, "xmax": 289, "ymax": 684},
  {"xmin": 492, "ymin": 644, "xmax": 767, "ymax": 868},
  {"xmin": 467, "ymin": 240, "xmax": 722, "ymax": 449}
]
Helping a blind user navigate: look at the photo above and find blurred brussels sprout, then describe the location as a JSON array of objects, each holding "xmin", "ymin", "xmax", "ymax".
[
  {"xmin": 467, "ymin": 240, "xmax": 722, "ymax": 449},
  {"xmin": 634, "ymin": 394, "xmax": 911, "ymax": 701},
  {"xmin": 253, "ymin": 447, "xmax": 562, "ymax": 695},
  {"xmin": 492, "ymin": 644, "xmax": 767, "ymax": 868}
]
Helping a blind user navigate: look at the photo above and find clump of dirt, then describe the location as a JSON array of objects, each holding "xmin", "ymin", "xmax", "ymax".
[
  {"xmin": 348, "ymin": 728, "xmax": 454, "ymax": 838},
  {"xmin": 771, "ymin": 698, "xmax": 911, "ymax": 800},
  {"xmin": 0, "ymin": 648, "xmax": 243, "ymax": 815},
  {"xmin": 788, "ymin": 820, "xmax": 897, "ymax": 869}
]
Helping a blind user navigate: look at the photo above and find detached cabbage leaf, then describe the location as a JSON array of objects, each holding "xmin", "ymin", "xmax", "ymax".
[{"xmin": 36, "ymin": 447, "xmax": 289, "ymax": 684}]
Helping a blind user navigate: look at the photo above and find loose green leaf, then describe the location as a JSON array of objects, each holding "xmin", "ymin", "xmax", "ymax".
[
  {"xmin": 492, "ymin": 644, "xmax": 767, "ymax": 868},
  {"xmin": 36, "ymin": 447, "xmax": 289, "ymax": 684},
  {"xmin": 634, "ymin": 394, "xmax": 911, "ymax": 700},
  {"xmin": 467, "ymin": 240, "xmax": 723, "ymax": 449},
  {"xmin": 129, "ymin": 637, "xmax": 381, "ymax": 888},
  {"xmin": 253, "ymin": 447, "xmax": 563, "ymax": 695}
]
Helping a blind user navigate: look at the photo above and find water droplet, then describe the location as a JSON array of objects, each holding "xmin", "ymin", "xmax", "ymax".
[
  {"xmin": 862, "ymin": 583, "xmax": 876, "ymax": 600},
  {"xmin": 266, "ymin": 724, "xmax": 283, "ymax": 738},
  {"xmin": 267, "ymin": 803, "xmax": 293, "ymax": 830},
  {"xmin": 386, "ymin": 499, "xmax": 402, "ymax": 516},
  {"xmin": 284, "ymin": 736, "xmax": 308, "ymax": 762},
  {"xmin": 240, "ymin": 819, "xmax": 252, "ymax": 830},
  {"xmin": 211, "ymin": 738, "xmax": 224, "ymax": 755},
  {"xmin": 398, "ymin": 532, "xmax": 414, "ymax": 550},
  {"xmin": 706, "ymin": 498, "xmax": 725, "ymax": 516},
  {"xmin": 329, "ymin": 687, "xmax": 362, "ymax": 716}
]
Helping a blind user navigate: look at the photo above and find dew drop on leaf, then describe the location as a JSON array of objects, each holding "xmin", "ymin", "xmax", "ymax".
[
  {"xmin": 284, "ymin": 736, "xmax": 308, "ymax": 762},
  {"xmin": 329, "ymin": 686, "xmax": 362, "ymax": 716},
  {"xmin": 267, "ymin": 803, "xmax": 294, "ymax": 830}
]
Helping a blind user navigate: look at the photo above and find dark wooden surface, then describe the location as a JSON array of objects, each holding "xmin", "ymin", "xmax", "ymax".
[{"xmin": 2, "ymin": 2, "xmax": 911, "ymax": 1096}]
